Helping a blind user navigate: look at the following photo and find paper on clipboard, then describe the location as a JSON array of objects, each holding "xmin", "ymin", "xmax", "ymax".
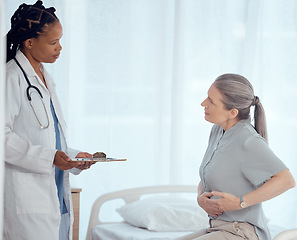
[{"xmin": 71, "ymin": 158, "xmax": 126, "ymax": 162}]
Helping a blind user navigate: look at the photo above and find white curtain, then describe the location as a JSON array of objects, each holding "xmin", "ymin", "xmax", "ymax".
[{"xmin": 4, "ymin": 0, "xmax": 297, "ymax": 239}]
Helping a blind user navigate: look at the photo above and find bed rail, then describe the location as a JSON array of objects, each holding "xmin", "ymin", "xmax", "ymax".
[{"xmin": 86, "ymin": 185, "xmax": 197, "ymax": 240}]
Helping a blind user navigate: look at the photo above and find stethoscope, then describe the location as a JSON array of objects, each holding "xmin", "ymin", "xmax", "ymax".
[{"xmin": 14, "ymin": 57, "xmax": 50, "ymax": 129}]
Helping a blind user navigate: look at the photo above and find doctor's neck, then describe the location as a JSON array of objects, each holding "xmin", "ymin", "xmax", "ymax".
[{"xmin": 23, "ymin": 52, "xmax": 45, "ymax": 86}]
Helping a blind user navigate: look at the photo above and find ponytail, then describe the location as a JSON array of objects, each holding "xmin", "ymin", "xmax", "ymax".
[
  {"xmin": 6, "ymin": 31, "xmax": 19, "ymax": 63},
  {"xmin": 252, "ymin": 96, "xmax": 268, "ymax": 142}
]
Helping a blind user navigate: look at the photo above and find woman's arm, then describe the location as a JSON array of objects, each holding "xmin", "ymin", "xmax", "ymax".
[
  {"xmin": 242, "ymin": 169, "xmax": 295, "ymax": 207},
  {"xmin": 211, "ymin": 169, "xmax": 295, "ymax": 212},
  {"xmin": 197, "ymin": 181, "xmax": 223, "ymax": 217}
]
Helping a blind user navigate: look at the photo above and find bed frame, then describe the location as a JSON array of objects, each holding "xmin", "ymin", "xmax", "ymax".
[
  {"xmin": 273, "ymin": 228, "xmax": 297, "ymax": 240},
  {"xmin": 85, "ymin": 185, "xmax": 197, "ymax": 240}
]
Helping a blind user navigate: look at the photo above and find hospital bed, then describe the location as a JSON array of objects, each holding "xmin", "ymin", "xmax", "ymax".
[
  {"xmin": 86, "ymin": 185, "xmax": 210, "ymax": 240},
  {"xmin": 86, "ymin": 185, "xmax": 293, "ymax": 240},
  {"xmin": 273, "ymin": 228, "xmax": 297, "ymax": 240}
]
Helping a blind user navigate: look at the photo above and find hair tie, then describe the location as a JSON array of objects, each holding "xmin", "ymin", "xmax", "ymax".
[{"xmin": 252, "ymin": 96, "xmax": 259, "ymax": 106}]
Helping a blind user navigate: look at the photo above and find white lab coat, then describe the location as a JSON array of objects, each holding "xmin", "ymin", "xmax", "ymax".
[{"xmin": 4, "ymin": 51, "xmax": 80, "ymax": 240}]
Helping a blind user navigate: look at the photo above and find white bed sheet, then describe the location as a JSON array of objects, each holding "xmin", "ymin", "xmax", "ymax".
[
  {"xmin": 91, "ymin": 222, "xmax": 286, "ymax": 240},
  {"xmin": 268, "ymin": 223, "xmax": 288, "ymax": 239},
  {"xmin": 91, "ymin": 222, "xmax": 193, "ymax": 240}
]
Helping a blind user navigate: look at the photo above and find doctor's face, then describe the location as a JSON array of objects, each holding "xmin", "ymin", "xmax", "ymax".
[
  {"xmin": 201, "ymin": 84, "xmax": 233, "ymax": 129},
  {"xmin": 28, "ymin": 21, "xmax": 63, "ymax": 63}
]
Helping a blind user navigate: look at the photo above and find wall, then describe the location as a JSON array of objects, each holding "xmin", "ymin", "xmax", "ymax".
[{"xmin": 0, "ymin": 0, "xmax": 6, "ymax": 236}]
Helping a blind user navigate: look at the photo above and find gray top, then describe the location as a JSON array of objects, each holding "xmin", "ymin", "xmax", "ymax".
[{"xmin": 199, "ymin": 118, "xmax": 287, "ymax": 240}]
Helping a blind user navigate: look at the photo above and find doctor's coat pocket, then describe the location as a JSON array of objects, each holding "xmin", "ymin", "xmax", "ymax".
[{"xmin": 13, "ymin": 171, "xmax": 51, "ymax": 214}]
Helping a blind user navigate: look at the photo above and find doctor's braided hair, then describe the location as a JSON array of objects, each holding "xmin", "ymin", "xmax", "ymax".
[
  {"xmin": 214, "ymin": 73, "xmax": 268, "ymax": 142},
  {"xmin": 6, "ymin": 0, "xmax": 59, "ymax": 62}
]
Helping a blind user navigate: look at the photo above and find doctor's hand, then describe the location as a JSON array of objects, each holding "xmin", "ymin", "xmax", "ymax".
[
  {"xmin": 54, "ymin": 150, "xmax": 81, "ymax": 170},
  {"xmin": 75, "ymin": 152, "xmax": 97, "ymax": 170},
  {"xmin": 197, "ymin": 191, "xmax": 224, "ymax": 218}
]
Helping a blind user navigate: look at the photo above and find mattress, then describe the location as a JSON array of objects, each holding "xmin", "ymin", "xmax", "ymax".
[
  {"xmin": 91, "ymin": 222, "xmax": 286, "ymax": 240},
  {"xmin": 91, "ymin": 222, "xmax": 193, "ymax": 240}
]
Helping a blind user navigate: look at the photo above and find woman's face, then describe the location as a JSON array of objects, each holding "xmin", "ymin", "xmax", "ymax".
[
  {"xmin": 28, "ymin": 21, "xmax": 63, "ymax": 64},
  {"xmin": 201, "ymin": 84, "xmax": 236, "ymax": 130}
]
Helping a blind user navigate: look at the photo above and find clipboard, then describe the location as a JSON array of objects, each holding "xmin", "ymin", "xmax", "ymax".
[{"xmin": 71, "ymin": 158, "xmax": 126, "ymax": 162}]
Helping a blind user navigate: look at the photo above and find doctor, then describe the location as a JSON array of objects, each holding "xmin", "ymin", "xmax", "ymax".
[{"xmin": 4, "ymin": 1, "xmax": 96, "ymax": 240}]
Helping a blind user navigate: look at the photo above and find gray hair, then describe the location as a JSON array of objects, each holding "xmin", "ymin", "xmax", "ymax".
[{"xmin": 214, "ymin": 73, "xmax": 268, "ymax": 142}]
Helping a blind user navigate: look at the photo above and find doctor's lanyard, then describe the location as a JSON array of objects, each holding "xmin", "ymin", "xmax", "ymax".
[{"xmin": 14, "ymin": 58, "xmax": 50, "ymax": 129}]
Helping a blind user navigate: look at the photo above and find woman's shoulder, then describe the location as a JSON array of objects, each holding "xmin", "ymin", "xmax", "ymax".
[
  {"xmin": 227, "ymin": 121, "xmax": 266, "ymax": 147},
  {"xmin": 241, "ymin": 125, "xmax": 268, "ymax": 150},
  {"xmin": 6, "ymin": 58, "xmax": 16, "ymax": 70},
  {"xmin": 240, "ymin": 123, "xmax": 258, "ymax": 136},
  {"xmin": 6, "ymin": 59, "xmax": 21, "ymax": 80}
]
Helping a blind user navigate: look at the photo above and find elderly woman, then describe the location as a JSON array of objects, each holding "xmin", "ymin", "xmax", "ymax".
[{"xmin": 181, "ymin": 74, "xmax": 295, "ymax": 240}]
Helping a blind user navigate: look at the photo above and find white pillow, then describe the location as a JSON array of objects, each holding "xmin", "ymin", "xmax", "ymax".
[{"xmin": 116, "ymin": 195, "xmax": 209, "ymax": 232}]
